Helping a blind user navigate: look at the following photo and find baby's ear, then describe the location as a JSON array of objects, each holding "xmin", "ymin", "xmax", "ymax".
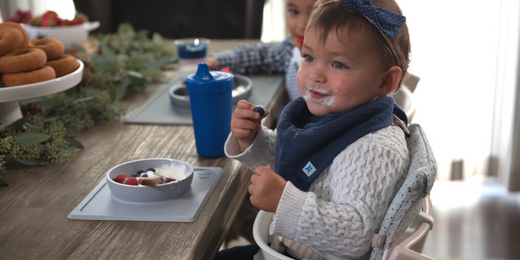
[{"xmin": 379, "ymin": 66, "xmax": 403, "ymax": 95}]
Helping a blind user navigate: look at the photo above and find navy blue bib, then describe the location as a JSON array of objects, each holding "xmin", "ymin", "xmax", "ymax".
[{"xmin": 275, "ymin": 96, "xmax": 408, "ymax": 191}]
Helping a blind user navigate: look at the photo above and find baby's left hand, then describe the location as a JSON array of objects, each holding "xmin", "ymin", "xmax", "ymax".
[{"xmin": 249, "ymin": 165, "xmax": 287, "ymax": 212}]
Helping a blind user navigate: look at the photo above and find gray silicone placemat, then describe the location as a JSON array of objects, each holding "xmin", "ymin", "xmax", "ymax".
[
  {"xmin": 68, "ymin": 167, "xmax": 223, "ymax": 222},
  {"xmin": 125, "ymin": 75, "xmax": 284, "ymax": 125}
]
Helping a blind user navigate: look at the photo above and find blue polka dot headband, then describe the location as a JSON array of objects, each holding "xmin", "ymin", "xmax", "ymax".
[{"xmin": 340, "ymin": 0, "xmax": 406, "ymax": 39}]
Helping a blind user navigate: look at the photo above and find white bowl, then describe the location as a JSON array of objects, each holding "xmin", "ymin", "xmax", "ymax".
[
  {"xmin": 106, "ymin": 158, "xmax": 194, "ymax": 203},
  {"xmin": 21, "ymin": 21, "xmax": 100, "ymax": 50}
]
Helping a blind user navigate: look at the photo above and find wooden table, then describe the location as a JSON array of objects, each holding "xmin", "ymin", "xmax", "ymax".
[{"xmin": 0, "ymin": 40, "xmax": 286, "ymax": 260}]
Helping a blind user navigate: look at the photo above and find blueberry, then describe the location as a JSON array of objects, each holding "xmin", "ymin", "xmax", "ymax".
[
  {"xmin": 136, "ymin": 170, "xmax": 145, "ymax": 176},
  {"xmin": 142, "ymin": 174, "xmax": 148, "ymax": 177},
  {"xmin": 253, "ymin": 106, "xmax": 265, "ymax": 117},
  {"xmin": 146, "ymin": 168, "xmax": 155, "ymax": 173}
]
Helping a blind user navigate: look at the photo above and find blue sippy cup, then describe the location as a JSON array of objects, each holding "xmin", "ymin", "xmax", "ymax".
[{"xmin": 186, "ymin": 63, "xmax": 234, "ymax": 158}]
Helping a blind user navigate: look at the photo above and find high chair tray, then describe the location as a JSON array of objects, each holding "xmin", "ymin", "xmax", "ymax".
[{"xmin": 67, "ymin": 167, "xmax": 223, "ymax": 222}]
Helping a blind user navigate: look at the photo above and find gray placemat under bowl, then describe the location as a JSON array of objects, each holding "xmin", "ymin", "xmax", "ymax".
[{"xmin": 68, "ymin": 167, "xmax": 223, "ymax": 222}]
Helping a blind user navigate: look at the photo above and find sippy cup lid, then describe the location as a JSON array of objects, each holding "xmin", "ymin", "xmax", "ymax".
[{"xmin": 186, "ymin": 63, "xmax": 234, "ymax": 94}]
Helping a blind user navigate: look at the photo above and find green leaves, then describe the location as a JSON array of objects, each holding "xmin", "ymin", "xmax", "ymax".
[
  {"xmin": 14, "ymin": 133, "xmax": 50, "ymax": 146},
  {"xmin": 108, "ymin": 82, "xmax": 116, "ymax": 102}
]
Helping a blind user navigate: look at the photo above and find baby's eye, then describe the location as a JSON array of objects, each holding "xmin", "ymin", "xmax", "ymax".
[
  {"xmin": 288, "ymin": 9, "xmax": 299, "ymax": 15},
  {"xmin": 332, "ymin": 61, "xmax": 347, "ymax": 69},
  {"xmin": 303, "ymin": 55, "xmax": 314, "ymax": 62}
]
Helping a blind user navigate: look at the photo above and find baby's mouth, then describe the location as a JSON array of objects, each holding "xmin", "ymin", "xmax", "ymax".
[{"xmin": 308, "ymin": 88, "xmax": 331, "ymax": 99}]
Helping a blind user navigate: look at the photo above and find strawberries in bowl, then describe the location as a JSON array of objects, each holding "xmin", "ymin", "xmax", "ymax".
[{"xmin": 28, "ymin": 11, "xmax": 89, "ymax": 27}]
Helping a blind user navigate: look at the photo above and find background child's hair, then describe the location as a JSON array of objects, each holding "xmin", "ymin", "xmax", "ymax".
[{"xmin": 307, "ymin": 0, "xmax": 411, "ymax": 88}]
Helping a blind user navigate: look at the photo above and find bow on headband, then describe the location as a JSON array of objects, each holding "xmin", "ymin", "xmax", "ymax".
[{"xmin": 340, "ymin": 0, "xmax": 406, "ymax": 39}]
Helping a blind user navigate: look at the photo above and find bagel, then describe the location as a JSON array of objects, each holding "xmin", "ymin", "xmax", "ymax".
[
  {"xmin": 29, "ymin": 38, "xmax": 65, "ymax": 61},
  {"xmin": 0, "ymin": 22, "xmax": 29, "ymax": 50},
  {"xmin": 45, "ymin": 55, "xmax": 80, "ymax": 77},
  {"xmin": 0, "ymin": 28, "xmax": 23, "ymax": 57},
  {"xmin": 0, "ymin": 48, "xmax": 47, "ymax": 74},
  {"xmin": 2, "ymin": 65, "xmax": 56, "ymax": 87}
]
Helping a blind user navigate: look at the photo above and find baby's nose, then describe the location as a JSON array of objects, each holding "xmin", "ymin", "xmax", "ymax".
[
  {"xmin": 310, "ymin": 67, "xmax": 325, "ymax": 82},
  {"xmin": 299, "ymin": 16, "xmax": 309, "ymax": 31}
]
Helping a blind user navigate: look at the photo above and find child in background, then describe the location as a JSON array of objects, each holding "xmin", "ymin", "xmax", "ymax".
[
  {"xmin": 206, "ymin": 0, "xmax": 317, "ymax": 101},
  {"xmin": 218, "ymin": 0, "xmax": 412, "ymax": 259}
]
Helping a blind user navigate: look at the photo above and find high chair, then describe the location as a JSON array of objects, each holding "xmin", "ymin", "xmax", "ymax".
[{"xmin": 252, "ymin": 123, "xmax": 437, "ymax": 260}]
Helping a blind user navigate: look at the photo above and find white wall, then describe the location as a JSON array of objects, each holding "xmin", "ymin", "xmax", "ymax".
[{"xmin": 0, "ymin": 0, "xmax": 75, "ymax": 21}]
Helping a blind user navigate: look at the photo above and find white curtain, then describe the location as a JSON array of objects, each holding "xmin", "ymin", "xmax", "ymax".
[
  {"xmin": 399, "ymin": 0, "xmax": 519, "ymax": 183},
  {"xmin": 0, "ymin": 0, "xmax": 75, "ymax": 21},
  {"xmin": 491, "ymin": 0, "xmax": 520, "ymax": 191},
  {"xmin": 261, "ymin": 0, "xmax": 286, "ymax": 43}
]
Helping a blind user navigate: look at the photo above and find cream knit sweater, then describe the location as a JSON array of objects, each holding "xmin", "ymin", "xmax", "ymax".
[{"xmin": 224, "ymin": 124, "xmax": 409, "ymax": 260}]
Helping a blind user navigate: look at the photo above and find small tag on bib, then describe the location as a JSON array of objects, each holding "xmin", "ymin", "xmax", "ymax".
[{"xmin": 302, "ymin": 161, "xmax": 316, "ymax": 177}]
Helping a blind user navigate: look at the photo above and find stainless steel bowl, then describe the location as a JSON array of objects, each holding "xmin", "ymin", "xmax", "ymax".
[{"xmin": 169, "ymin": 74, "xmax": 253, "ymax": 109}]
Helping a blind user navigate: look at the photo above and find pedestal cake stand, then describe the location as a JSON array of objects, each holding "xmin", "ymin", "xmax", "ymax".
[{"xmin": 0, "ymin": 60, "xmax": 84, "ymax": 128}]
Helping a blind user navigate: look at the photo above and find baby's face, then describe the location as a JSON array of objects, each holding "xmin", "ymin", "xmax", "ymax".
[
  {"xmin": 297, "ymin": 27, "xmax": 388, "ymax": 116},
  {"xmin": 286, "ymin": 0, "xmax": 316, "ymax": 42}
]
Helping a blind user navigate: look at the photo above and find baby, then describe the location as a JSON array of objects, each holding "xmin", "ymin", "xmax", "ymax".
[
  {"xmin": 207, "ymin": 0, "xmax": 317, "ymax": 101},
  {"xmin": 219, "ymin": 0, "xmax": 412, "ymax": 259}
]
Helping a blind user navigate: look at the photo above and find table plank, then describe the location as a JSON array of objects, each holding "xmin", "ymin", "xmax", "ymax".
[{"xmin": 0, "ymin": 39, "xmax": 286, "ymax": 260}]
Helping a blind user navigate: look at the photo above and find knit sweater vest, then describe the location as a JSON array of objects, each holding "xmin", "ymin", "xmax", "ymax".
[{"xmin": 275, "ymin": 96, "xmax": 408, "ymax": 191}]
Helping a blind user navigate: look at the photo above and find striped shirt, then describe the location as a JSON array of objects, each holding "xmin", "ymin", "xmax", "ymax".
[{"xmin": 211, "ymin": 37, "xmax": 301, "ymax": 101}]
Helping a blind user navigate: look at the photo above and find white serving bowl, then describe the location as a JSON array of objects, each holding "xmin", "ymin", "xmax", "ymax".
[
  {"xmin": 106, "ymin": 158, "xmax": 194, "ymax": 203},
  {"xmin": 21, "ymin": 21, "xmax": 100, "ymax": 50}
]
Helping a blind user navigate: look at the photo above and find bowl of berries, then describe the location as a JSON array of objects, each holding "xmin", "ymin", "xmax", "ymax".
[
  {"xmin": 19, "ymin": 10, "xmax": 99, "ymax": 50},
  {"xmin": 106, "ymin": 158, "xmax": 194, "ymax": 203}
]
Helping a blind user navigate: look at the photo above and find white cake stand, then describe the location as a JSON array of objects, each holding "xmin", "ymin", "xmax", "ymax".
[{"xmin": 0, "ymin": 60, "xmax": 84, "ymax": 128}]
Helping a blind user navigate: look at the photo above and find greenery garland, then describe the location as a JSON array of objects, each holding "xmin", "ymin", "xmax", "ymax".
[{"xmin": 0, "ymin": 24, "xmax": 177, "ymax": 186}]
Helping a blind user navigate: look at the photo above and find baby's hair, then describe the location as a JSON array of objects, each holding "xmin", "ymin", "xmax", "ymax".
[{"xmin": 306, "ymin": 0, "xmax": 411, "ymax": 88}]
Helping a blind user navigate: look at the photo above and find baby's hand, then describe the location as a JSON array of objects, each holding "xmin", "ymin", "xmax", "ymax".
[
  {"xmin": 206, "ymin": 57, "xmax": 218, "ymax": 70},
  {"xmin": 249, "ymin": 165, "xmax": 286, "ymax": 212},
  {"xmin": 231, "ymin": 100, "xmax": 269, "ymax": 152}
]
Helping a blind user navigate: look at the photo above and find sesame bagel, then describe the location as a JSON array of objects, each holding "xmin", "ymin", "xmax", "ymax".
[
  {"xmin": 45, "ymin": 54, "xmax": 79, "ymax": 77},
  {"xmin": 2, "ymin": 65, "xmax": 56, "ymax": 87},
  {"xmin": 29, "ymin": 38, "xmax": 65, "ymax": 61},
  {"xmin": 0, "ymin": 48, "xmax": 47, "ymax": 74}
]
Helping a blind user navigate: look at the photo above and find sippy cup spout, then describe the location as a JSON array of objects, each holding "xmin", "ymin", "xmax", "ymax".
[{"xmin": 194, "ymin": 63, "xmax": 213, "ymax": 81}]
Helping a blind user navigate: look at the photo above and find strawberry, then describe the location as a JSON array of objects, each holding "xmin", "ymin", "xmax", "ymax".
[
  {"xmin": 41, "ymin": 11, "xmax": 58, "ymax": 21},
  {"xmin": 114, "ymin": 174, "xmax": 129, "ymax": 184},
  {"xmin": 29, "ymin": 17, "xmax": 42, "ymax": 26},
  {"xmin": 123, "ymin": 177, "xmax": 139, "ymax": 186},
  {"xmin": 294, "ymin": 36, "xmax": 304, "ymax": 50},
  {"xmin": 164, "ymin": 177, "xmax": 176, "ymax": 183},
  {"xmin": 72, "ymin": 13, "xmax": 88, "ymax": 24},
  {"xmin": 220, "ymin": 67, "xmax": 232, "ymax": 73}
]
